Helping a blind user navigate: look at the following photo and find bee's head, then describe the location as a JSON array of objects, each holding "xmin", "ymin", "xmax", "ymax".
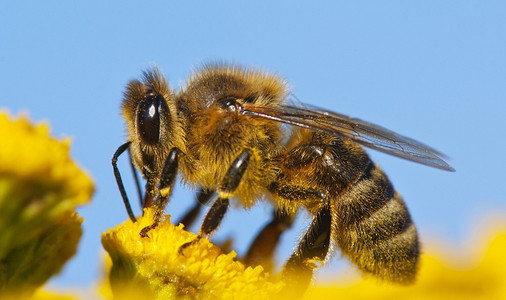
[{"xmin": 121, "ymin": 68, "xmax": 177, "ymax": 177}]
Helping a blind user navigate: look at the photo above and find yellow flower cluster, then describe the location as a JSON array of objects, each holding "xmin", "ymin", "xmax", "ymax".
[
  {"xmin": 101, "ymin": 208, "xmax": 284, "ymax": 300},
  {"xmin": 102, "ymin": 210, "xmax": 506, "ymax": 300},
  {"xmin": 0, "ymin": 112, "xmax": 94, "ymax": 298},
  {"xmin": 304, "ymin": 227, "xmax": 506, "ymax": 300}
]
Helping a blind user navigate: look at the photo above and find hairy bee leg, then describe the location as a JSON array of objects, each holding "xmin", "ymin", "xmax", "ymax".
[
  {"xmin": 179, "ymin": 149, "xmax": 252, "ymax": 253},
  {"xmin": 245, "ymin": 181, "xmax": 325, "ymax": 271},
  {"xmin": 176, "ymin": 188, "xmax": 214, "ymax": 228},
  {"xmin": 140, "ymin": 147, "xmax": 180, "ymax": 238},
  {"xmin": 219, "ymin": 149, "xmax": 252, "ymax": 195},
  {"xmin": 142, "ymin": 170, "xmax": 157, "ymax": 210},
  {"xmin": 178, "ymin": 196, "xmax": 230, "ymax": 254},
  {"xmin": 281, "ymin": 201, "xmax": 332, "ymax": 297},
  {"xmin": 112, "ymin": 141, "xmax": 137, "ymax": 223},
  {"xmin": 128, "ymin": 147, "xmax": 144, "ymax": 208},
  {"xmin": 199, "ymin": 197, "xmax": 229, "ymax": 235},
  {"xmin": 243, "ymin": 209, "xmax": 295, "ymax": 272}
]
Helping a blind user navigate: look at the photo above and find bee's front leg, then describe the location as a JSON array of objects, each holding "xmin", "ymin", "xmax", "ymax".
[{"xmin": 140, "ymin": 147, "xmax": 180, "ymax": 237}]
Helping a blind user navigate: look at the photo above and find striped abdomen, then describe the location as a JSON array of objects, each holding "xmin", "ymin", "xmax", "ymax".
[
  {"xmin": 273, "ymin": 129, "xmax": 419, "ymax": 283},
  {"xmin": 331, "ymin": 161, "xmax": 419, "ymax": 283}
]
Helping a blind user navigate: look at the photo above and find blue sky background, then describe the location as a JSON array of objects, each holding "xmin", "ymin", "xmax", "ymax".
[{"xmin": 1, "ymin": 0, "xmax": 505, "ymax": 292}]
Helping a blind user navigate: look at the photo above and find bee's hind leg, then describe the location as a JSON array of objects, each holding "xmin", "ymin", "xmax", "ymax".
[
  {"xmin": 178, "ymin": 149, "xmax": 252, "ymax": 254},
  {"xmin": 281, "ymin": 200, "xmax": 332, "ymax": 298}
]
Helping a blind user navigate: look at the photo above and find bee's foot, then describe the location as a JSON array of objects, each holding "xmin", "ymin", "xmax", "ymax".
[
  {"xmin": 178, "ymin": 236, "xmax": 202, "ymax": 255},
  {"xmin": 139, "ymin": 222, "xmax": 159, "ymax": 238}
]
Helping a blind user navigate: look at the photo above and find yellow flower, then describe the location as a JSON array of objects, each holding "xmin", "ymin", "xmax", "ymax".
[
  {"xmin": 101, "ymin": 208, "xmax": 506, "ymax": 300},
  {"xmin": 0, "ymin": 112, "xmax": 94, "ymax": 297},
  {"xmin": 101, "ymin": 208, "xmax": 284, "ymax": 300},
  {"xmin": 304, "ymin": 226, "xmax": 506, "ymax": 300}
]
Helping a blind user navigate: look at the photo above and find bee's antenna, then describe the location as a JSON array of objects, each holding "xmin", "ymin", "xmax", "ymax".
[{"xmin": 112, "ymin": 141, "xmax": 138, "ymax": 222}]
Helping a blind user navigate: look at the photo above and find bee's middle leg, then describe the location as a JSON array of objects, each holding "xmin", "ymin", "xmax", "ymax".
[
  {"xmin": 179, "ymin": 149, "xmax": 252, "ymax": 253},
  {"xmin": 176, "ymin": 188, "xmax": 214, "ymax": 229}
]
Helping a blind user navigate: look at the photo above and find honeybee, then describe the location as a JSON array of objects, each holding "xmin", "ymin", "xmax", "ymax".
[{"xmin": 112, "ymin": 64, "xmax": 454, "ymax": 294}]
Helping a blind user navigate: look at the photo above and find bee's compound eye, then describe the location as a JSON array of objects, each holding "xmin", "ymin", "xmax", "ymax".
[{"xmin": 137, "ymin": 94, "xmax": 165, "ymax": 145}]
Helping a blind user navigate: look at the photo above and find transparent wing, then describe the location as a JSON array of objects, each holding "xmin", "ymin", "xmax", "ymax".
[{"xmin": 242, "ymin": 103, "xmax": 455, "ymax": 172}]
